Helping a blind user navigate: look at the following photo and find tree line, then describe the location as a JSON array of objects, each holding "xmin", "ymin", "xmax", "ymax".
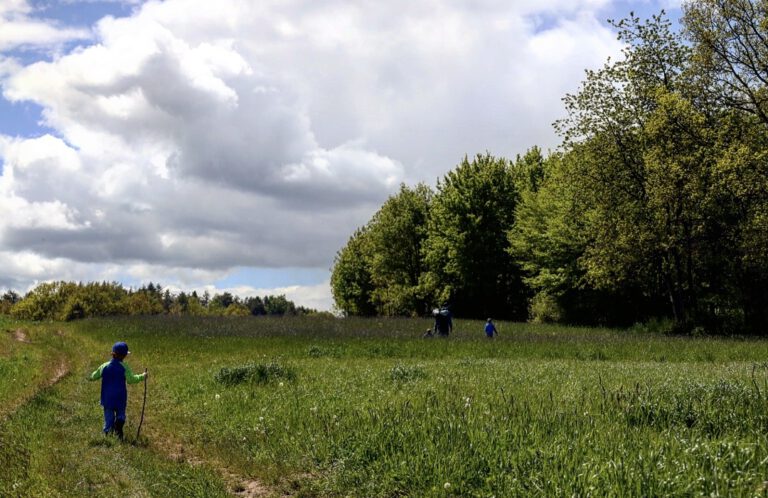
[
  {"xmin": 0, "ymin": 281, "xmax": 317, "ymax": 321},
  {"xmin": 331, "ymin": 2, "xmax": 768, "ymax": 334}
]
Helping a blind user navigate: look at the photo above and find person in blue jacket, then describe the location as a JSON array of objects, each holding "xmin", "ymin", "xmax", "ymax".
[
  {"xmin": 484, "ymin": 318, "xmax": 498, "ymax": 339},
  {"xmin": 89, "ymin": 341, "xmax": 146, "ymax": 439}
]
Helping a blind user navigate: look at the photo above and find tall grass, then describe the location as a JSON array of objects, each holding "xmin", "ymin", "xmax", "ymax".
[
  {"xmin": 4, "ymin": 315, "xmax": 768, "ymax": 496},
  {"xmin": 0, "ymin": 318, "xmax": 231, "ymax": 497}
]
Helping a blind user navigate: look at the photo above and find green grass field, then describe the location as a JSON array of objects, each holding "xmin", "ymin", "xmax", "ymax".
[{"xmin": 2, "ymin": 315, "xmax": 768, "ymax": 497}]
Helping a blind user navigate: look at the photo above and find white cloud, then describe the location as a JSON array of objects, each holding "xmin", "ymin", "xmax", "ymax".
[
  {"xmin": 0, "ymin": 0, "xmax": 89, "ymax": 51},
  {"xmin": 0, "ymin": 0, "xmax": 638, "ymax": 305},
  {"xmin": 201, "ymin": 280, "xmax": 334, "ymax": 312}
]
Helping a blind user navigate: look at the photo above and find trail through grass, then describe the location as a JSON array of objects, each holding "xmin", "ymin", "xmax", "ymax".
[
  {"xmin": 3, "ymin": 315, "xmax": 768, "ymax": 496},
  {"xmin": 0, "ymin": 317, "xmax": 230, "ymax": 497}
]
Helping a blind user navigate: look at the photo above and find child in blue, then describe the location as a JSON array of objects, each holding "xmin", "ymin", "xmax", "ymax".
[
  {"xmin": 484, "ymin": 318, "xmax": 497, "ymax": 338},
  {"xmin": 89, "ymin": 341, "xmax": 146, "ymax": 439}
]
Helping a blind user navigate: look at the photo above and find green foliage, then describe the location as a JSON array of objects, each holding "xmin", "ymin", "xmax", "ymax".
[
  {"xmin": 511, "ymin": 146, "xmax": 547, "ymax": 194},
  {"xmin": 223, "ymin": 303, "xmax": 251, "ymax": 316},
  {"xmin": 307, "ymin": 344, "xmax": 344, "ymax": 358},
  {"xmin": 331, "ymin": 227, "xmax": 377, "ymax": 316},
  {"xmin": 10, "ymin": 281, "xmax": 83, "ymax": 321},
  {"xmin": 629, "ymin": 317, "xmax": 676, "ymax": 335},
  {"xmin": 389, "ymin": 363, "xmax": 427, "ymax": 382},
  {"xmin": 210, "ymin": 292, "xmax": 235, "ymax": 309},
  {"xmin": 0, "ymin": 291, "xmax": 20, "ymax": 316},
  {"xmin": 683, "ymin": 0, "xmax": 768, "ymax": 125},
  {"xmin": 528, "ymin": 291, "xmax": 563, "ymax": 324},
  {"xmin": 367, "ymin": 183, "xmax": 433, "ymax": 316},
  {"xmin": 553, "ymin": 13, "xmax": 694, "ymax": 315},
  {"xmin": 423, "ymin": 153, "xmax": 527, "ymax": 319},
  {"xmin": 511, "ymin": 9, "xmax": 768, "ymax": 331},
  {"xmin": 508, "ymin": 153, "xmax": 592, "ymax": 320},
  {"xmin": 214, "ymin": 361, "xmax": 296, "ymax": 386},
  {"xmin": 124, "ymin": 288, "xmax": 164, "ymax": 315},
  {"xmin": 5, "ymin": 282, "xmax": 309, "ymax": 321},
  {"xmin": 262, "ymin": 295, "xmax": 297, "ymax": 315},
  {"xmin": 331, "ymin": 184, "xmax": 433, "ymax": 317}
]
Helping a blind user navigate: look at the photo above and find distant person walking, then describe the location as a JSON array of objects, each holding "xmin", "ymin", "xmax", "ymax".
[
  {"xmin": 89, "ymin": 341, "xmax": 147, "ymax": 440},
  {"xmin": 433, "ymin": 306, "xmax": 453, "ymax": 337},
  {"xmin": 484, "ymin": 318, "xmax": 497, "ymax": 339}
]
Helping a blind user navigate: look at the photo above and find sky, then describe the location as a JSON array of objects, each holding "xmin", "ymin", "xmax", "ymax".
[{"xmin": 0, "ymin": 0, "xmax": 681, "ymax": 311}]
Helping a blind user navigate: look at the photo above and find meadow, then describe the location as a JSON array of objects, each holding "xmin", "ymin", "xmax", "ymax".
[{"xmin": 2, "ymin": 315, "xmax": 768, "ymax": 497}]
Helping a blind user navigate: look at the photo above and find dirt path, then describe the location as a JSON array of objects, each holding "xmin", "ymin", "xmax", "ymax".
[
  {"xmin": 8, "ymin": 328, "xmax": 67, "ymax": 387},
  {"xmin": 0, "ymin": 358, "xmax": 70, "ymax": 422},
  {"xmin": 162, "ymin": 441, "xmax": 289, "ymax": 497},
  {"xmin": 11, "ymin": 328, "xmax": 31, "ymax": 343},
  {"xmin": 7, "ymin": 327, "xmax": 285, "ymax": 497},
  {"xmin": 226, "ymin": 470, "xmax": 274, "ymax": 497},
  {"xmin": 50, "ymin": 361, "xmax": 68, "ymax": 385}
]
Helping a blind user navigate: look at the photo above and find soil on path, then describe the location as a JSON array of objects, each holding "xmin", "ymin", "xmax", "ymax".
[
  {"xmin": 8, "ymin": 328, "xmax": 67, "ymax": 385},
  {"xmin": 163, "ymin": 441, "xmax": 295, "ymax": 497},
  {"xmin": 11, "ymin": 328, "xmax": 31, "ymax": 343},
  {"xmin": 6, "ymin": 327, "xmax": 290, "ymax": 497}
]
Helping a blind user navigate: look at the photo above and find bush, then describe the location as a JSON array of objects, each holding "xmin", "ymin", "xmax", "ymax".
[
  {"xmin": 389, "ymin": 364, "xmax": 427, "ymax": 382},
  {"xmin": 214, "ymin": 361, "xmax": 296, "ymax": 386},
  {"xmin": 307, "ymin": 345, "xmax": 343, "ymax": 358},
  {"xmin": 10, "ymin": 282, "xmax": 76, "ymax": 321},
  {"xmin": 629, "ymin": 317, "xmax": 676, "ymax": 335},
  {"xmin": 529, "ymin": 291, "xmax": 562, "ymax": 323},
  {"xmin": 223, "ymin": 303, "xmax": 251, "ymax": 317}
]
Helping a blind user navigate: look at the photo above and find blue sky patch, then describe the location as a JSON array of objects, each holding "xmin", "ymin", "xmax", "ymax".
[
  {"xmin": 30, "ymin": 0, "xmax": 139, "ymax": 27},
  {"xmin": 0, "ymin": 97, "xmax": 51, "ymax": 138}
]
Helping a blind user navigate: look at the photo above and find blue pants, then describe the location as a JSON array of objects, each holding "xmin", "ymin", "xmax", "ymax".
[{"xmin": 103, "ymin": 406, "xmax": 126, "ymax": 434}]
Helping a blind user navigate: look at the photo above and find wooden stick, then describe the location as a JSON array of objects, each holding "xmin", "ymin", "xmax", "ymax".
[{"xmin": 136, "ymin": 368, "xmax": 148, "ymax": 440}]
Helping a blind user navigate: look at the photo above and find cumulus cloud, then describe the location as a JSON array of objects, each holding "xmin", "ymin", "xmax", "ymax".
[
  {"xmin": 199, "ymin": 280, "xmax": 334, "ymax": 313},
  {"xmin": 0, "ymin": 0, "xmax": 89, "ymax": 51},
  {"xmin": 0, "ymin": 0, "xmax": 641, "ymax": 308}
]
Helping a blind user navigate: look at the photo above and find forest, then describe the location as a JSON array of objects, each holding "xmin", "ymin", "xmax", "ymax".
[
  {"xmin": 0, "ymin": 281, "xmax": 314, "ymax": 321},
  {"xmin": 331, "ymin": 2, "xmax": 768, "ymax": 334}
]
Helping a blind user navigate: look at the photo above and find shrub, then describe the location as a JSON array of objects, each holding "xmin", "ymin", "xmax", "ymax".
[
  {"xmin": 307, "ymin": 344, "xmax": 343, "ymax": 358},
  {"xmin": 10, "ymin": 282, "xmax": 77, "ymax": 321},
  {"xmin": 389, "ymin": 364, "xmax": 427, "ymax": 382},
  {"xmin": 629, "ymin": 317, "xmax": 676, "ymax": 335},
  {"xmin": 529, "ymin": 291, "xmax": 562, "ymax": 323},
  {"xmin": 214, "ymin": 361, "xmax": 296, "ymax": 386}
]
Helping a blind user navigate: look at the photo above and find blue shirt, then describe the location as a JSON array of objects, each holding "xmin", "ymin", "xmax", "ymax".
[
  {"xmin": 485, "ymin": 322, "xmax": 497, "ymax": 336},
  {"xmin": 89, "ymin": 359, "xmax": 144, "ymax": 409}
]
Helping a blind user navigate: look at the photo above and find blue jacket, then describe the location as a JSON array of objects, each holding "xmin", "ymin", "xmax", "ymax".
[
  {"xmin": 485, "ymin": 322, "xmax": 497, "ymax": 335},
  {"xmin": 89, "ymin": 359, "xmax": 144, "ymax": 409}
]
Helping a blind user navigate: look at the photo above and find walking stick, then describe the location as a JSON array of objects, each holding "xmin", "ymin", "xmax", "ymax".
[{"xmin": 136, "ymin": 368, "xmax": 148, "ymax": 440}]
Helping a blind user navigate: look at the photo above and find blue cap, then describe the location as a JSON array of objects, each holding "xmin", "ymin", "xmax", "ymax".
[{"xmin": 112, "ymin": 341, "xmax": 130, "ymax": 356}]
